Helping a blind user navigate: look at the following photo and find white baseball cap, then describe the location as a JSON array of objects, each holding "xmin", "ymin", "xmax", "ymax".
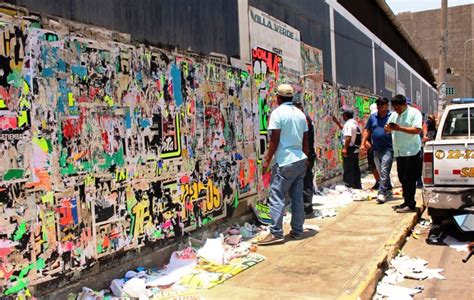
[{"xmin": 277, "ymin": 84, "xmax": 294, "ymax": 97}]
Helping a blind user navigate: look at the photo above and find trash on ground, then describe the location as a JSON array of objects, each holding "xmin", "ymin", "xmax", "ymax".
[
  {"xmin": 375, "ymin": 253, "xmax": 444, "ymax": 299},
  {"xmin": 374, "ymin": 283, "xmax": 424, "ymax": 300},
  {"xmin": 70, "ymin": 221, "xmax": 266, "ymax": 299},
  {"xmin": 442, "ymin": 235, "xmax": 470, "ymax": 252},
  {"xmin": 310, "ymin": 185, "xmax": 362, "ymax": 219}
]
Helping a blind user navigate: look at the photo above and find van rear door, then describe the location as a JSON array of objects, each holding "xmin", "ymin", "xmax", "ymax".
[{"xmin": 433, "ymin": 106, "xmax": 474, "ymax": 185}]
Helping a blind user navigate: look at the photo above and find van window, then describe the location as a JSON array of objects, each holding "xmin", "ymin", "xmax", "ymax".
[{"xmin": 442, "ymin": 108, "xmax": 471, "ymax": 137}]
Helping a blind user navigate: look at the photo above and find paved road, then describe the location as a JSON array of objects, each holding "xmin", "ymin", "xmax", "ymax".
[{"xmin": 377, "ymin": 209, "xmax": 474, "ymax": 299}]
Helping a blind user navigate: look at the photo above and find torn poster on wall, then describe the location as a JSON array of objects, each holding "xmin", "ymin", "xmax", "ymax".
[{"xmin": 0, "ymin": 14, "xmax": 257, "ymax": 296}]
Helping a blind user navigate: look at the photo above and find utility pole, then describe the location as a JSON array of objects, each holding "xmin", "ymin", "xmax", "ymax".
[
  {"xmin": 438, "ymin": 0, "xmax": 448, "ymax": 113},
  {"xmin": 464, "ymin": 39, "xmax": 474, "ymax": 97}
]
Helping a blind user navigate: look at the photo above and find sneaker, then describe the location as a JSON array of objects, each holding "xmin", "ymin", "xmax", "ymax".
[
  {"xmin": 289, "ymin": 230, "xmax": 303, "ymax": 240},
  {"xmin": 376, "ymin": 194, "xmax": 386, "ymax": 204},
  {"xmin": 257, "ymin": 233, "xmax": 284, "ymax": 245},
  {"xmin": 396, "ymin": 206, "xmax": 416, "ymax": 213},
  {"xmin": 371, "ymin": 182, "xmax": 380, "ymax": 190}
]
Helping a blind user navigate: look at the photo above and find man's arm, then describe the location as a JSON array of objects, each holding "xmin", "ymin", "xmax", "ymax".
[
  {"xmin": 262, "ymin": 129, "xmax": 280, "ymax": 173},
  {"xmin": 342, "ymin": 136, "xmax": 351, "ymax": 157},
  {"xmin": 422, "ymin": 121, "xmax": 429, "ymax": 142},
  {"xmin": 390, "ymin": 109, "xmax": 422, "ymax": 135},
  {"xmin": 303, "ymin": 131, "xmax": 309, "ymax": 157},
  {"xmin": 332, "ymin": 116, "xmax": 343, "ymax": 130},
  {"xmin": 360, "ymin": 128, "xmax": 372, "ymax": 153},
  {"xmin": 389, "ymin": 124, "xmax": 422, "ymax": 135}
]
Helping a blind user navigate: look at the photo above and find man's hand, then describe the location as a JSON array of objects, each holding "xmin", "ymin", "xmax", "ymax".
[
  {"xmin": 332, "ymin": 115, "xmax": 338, "ymax": 123},
  {"xmin": 388, "ymin": 123, "xmax": 400, "ymax": 131},
  {"xmin": 384, "ymin": 124, "xmax": 393, "ymax": 133},
  {"xmin": 341, "ymin": 148, "xmax": 348, "ymax": 158},
  {"xmin": 422, "ymin": 136, "xmax": 429, "ymax": 143},
  {"xmin": 360, "ymin": 141, "xmax": 371, "ymax": 154},
  {"xmin": 261, "ymin": 160, "xmax": 271, "ymax": 174}
]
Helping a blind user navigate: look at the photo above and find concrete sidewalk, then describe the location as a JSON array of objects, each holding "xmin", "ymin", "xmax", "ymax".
[{"xmin": 201, "ymin": 181, "xmax": 423, "ymax": 299}]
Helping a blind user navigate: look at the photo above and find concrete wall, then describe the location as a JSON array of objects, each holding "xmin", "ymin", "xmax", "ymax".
[
  {"xmin": 0, "ymin": 3, "xmax": 436, "ymax": 297},
  {"xmin": 0, "ymin": 6, "xmax": 342, "ymax": 297},
  {"xmin": 397, "ymin": 4, "xmax": 474, "ymax": 99},
  {"xmin": 0, "ymin": 9, "xmax": 258, "ymax": 296}
]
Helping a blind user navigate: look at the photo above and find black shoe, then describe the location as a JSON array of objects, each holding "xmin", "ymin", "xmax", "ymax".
[
  {"xmin": 371, "ymin": 182, "xmax": 380, "ymax": 190},
  {"xmin": 257, "ymin": 233, "xmax": 284, "ymax": 245},
  {"xmin": 304, "ymin": 210, "xmax": 315, "ymax": 219},
  {"xmin": 289, "ymin": 230, "xmax": 303, "ymax": 240},
  {"xmin": 396, "ymin": 206, "xmax": 416, "ymax": 213},
  {"xmin": 392, "ymin": 203, "xmax": 405, "ymax": 210}
]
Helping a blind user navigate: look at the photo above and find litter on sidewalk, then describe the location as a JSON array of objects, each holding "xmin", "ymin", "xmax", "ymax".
[
  {"xmin": 374, "ymin": 253, "xmax": 444, "ymax": 299},
  {"xmin": 442, "ymin": 235, "xmax": 470, "ymax": 252},
  {"xmin": 71, "ymin": 222, "xmax": 266, "ymax": 300},
  {"xmin": 310, "ymin": 185, "xmax": 374, "ymax": 219}
]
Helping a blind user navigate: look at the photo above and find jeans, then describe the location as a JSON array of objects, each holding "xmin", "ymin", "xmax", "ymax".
[
  {"xmin": 343, "ymin": 147, "xmax": 362, "ymax": 189},
  {"xmin": 303, "ymin": 156, "xmax": 315, "ymax": 214},
  {"xmin": 269, "ymin": 159, "xmax": 307, "ymax": 238},
  {"xmin": 373, "ymin": 148, "xmax": 393, "ymax": 195},
  {"xmin": 396, "ymin": 152, "xmax": 422, "ymax": 209}
]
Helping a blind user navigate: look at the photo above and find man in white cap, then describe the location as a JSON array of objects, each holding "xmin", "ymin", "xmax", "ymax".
[{"xmin": 259, "ymin": 84, "xmax": 309, "ymax": 245}]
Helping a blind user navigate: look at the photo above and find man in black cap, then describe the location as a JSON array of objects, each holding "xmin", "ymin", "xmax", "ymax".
[
  {"xmin": 332, "ymin": 108, "xmax": 362, "ymax": 189},
  {"xmin": 293, "ymin": 94, "xmax": 316, "ymax": 218},
  {"xmin": 361, "ymin": 97, "xmax": 393, "ymax": 204}
]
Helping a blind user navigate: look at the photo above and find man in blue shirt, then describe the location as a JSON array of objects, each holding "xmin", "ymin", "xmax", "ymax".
[
  {"xmin": 259, "ymin": 84, "xmax": 309, "ymax": 245},
  {"xmin": 385, "ymin": 94, "xmax": 423, "ymax": 213},
  {"xmin": 361, "ymin": 97, "xmax": 393, "ymax": 204}
]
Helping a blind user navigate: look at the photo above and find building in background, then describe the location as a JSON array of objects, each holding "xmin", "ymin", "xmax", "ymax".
[{"xmin": 397, "ymin": 3, "xmax": 474, "ymax": 102}]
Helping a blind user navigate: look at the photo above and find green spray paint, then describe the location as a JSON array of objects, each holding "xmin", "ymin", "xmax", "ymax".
[{"xmin": 13, "ymin": 221, "xmax": 27, "ymax": 241}]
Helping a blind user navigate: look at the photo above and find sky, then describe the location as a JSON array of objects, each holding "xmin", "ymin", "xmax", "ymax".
[{"xmin": 385, "ymin": 0, "xmax": 474, "ymax": 14}]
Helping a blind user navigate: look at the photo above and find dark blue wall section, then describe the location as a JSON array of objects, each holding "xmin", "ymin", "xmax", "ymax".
[
  {"xmin": 334, "ymin": 12, "xmax": 373, "ymax": 90},
  {"xmin": 5, "ymin": 0, "xmax": 241, "ymax": 57}
]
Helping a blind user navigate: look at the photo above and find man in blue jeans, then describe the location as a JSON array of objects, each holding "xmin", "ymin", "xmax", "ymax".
[
  {"xmin": 361, "ymin": 97, "xmax": 393, "ymax": 203},
  {"xmin": 259, "ymin": 84, "xmax": 309, "ymax": 245}
]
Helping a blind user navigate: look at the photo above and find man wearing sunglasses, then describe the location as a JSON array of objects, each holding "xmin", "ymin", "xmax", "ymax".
[{"xmin": 384, "ymin": 94, "xmax": 423, "ymax": 213}]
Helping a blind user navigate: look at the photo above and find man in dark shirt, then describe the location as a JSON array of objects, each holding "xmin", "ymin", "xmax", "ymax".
[
  {"xmin": 361, "ymin": 97, "xmax": 393, "ymax": 203},
  {"xmin": 293, "ymin": 95, "xmax": 316, "ymax": 217}
]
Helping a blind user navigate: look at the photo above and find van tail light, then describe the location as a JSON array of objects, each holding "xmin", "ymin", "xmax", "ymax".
[{"xmin": 423, "ymin": 152, "xmax": 434, "ymax": 184}]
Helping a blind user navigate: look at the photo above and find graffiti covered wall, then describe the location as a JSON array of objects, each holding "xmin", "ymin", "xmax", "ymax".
[
  {"xmin": 0, "ymin": 13, "xmax": 257, "ymax": 296},
  {"xmin": 0, "ymin": 8, "xmax": 379, "ymax": 296}
]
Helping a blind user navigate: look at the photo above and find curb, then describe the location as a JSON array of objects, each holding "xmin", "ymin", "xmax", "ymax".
[{"xmin": 338, "ymin": 203, "xmax": 426, "ymax": 300}]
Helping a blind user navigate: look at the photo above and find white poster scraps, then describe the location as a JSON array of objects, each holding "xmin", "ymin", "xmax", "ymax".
[
  {"xmin": 384, "ymin": 62, "xmax": 396, "ymax": 93},
  {"xmin": 249, "ymin": 6, "xmax": 302, "ymax": 80}
]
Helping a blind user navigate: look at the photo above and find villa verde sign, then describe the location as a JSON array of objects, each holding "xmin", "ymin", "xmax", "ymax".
[{"xmin": 249, "ymin": 6, "xmax": 302, "ymax": 78}]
